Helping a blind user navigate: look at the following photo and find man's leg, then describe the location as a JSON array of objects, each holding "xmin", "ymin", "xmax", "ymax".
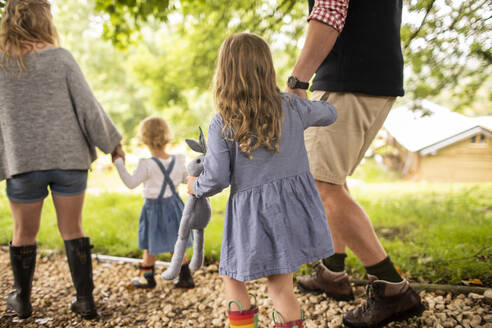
[
  {"xmin": 298, "ymin": 179, "xmax": 401, "ymax": 300},
  {"xmin": 316, "ymin": 181, "xmax": 387, "ymax": 266},
  {"xmin": 317, "ymin": 181, "xmax": 404, "ymax": 282},
  {"xmin": 322, "ymin": 181, "xmax": 384, "ymax": 271},
  {"xmin": 301, "ymin": 91, "xmax": 424, "ymax": 326}
]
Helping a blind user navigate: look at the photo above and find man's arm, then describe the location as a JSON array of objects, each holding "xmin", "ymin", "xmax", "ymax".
[{"xmin": 287, "ymin": 0, "xmax": 349, "ymax": 98}]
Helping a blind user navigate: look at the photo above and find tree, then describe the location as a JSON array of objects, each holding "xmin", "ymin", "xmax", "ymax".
[
  {"xmin": 93, "ymin": 0, "xmax": 308, "ymax": 138},
  {"xmin": 94, "ymin": 0, "xmax": 491, "ymax": 114},
  {"xmin": 53, "ymin": 0, "xmax": 150, "ymax": 142},
  {"xmin": 402, "ymin": 0, "xmax": 491, "ymax": 112},
  {"xmin": 1, "ymin": 0, "xmax": 489, "ymax": 141}
]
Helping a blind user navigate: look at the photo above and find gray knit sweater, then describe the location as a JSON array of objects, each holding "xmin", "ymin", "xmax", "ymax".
[{"xmin": 0, "ymin": 48, "xmax": 122, "ymax": 181}]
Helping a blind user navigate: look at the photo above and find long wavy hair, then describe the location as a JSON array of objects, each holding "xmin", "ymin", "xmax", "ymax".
[
  {"xmin": 0, "ymin": 0, "xmax": 59, "ymax": 71},
  {"xmin": 214, "ymin": 33, "xmax": 282, "ymax": 158}
]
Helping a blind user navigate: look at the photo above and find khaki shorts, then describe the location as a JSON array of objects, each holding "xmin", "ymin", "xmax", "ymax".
[{"xmin": 305, "ymin": 91, "xmax": 395, "ymax": 185}]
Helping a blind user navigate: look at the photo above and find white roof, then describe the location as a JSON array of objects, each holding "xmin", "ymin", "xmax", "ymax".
[{"xmin": 384, "ymin": 100, "xmax": 492, "ymax": 155}]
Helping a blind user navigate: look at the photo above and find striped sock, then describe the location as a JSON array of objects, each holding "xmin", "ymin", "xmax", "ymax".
[
  {"xmin": 139, "ymin": 265, "xmax": 154, "ymax": 276},
  {"xmin": 228, "ymin": 306, "xmax": 259, "ymax": 328}
]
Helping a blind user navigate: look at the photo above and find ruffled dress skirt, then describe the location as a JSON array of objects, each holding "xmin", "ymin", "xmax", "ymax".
[
  {"xmin": 138, "ymin": 194, "xmax": 192, "ymax": 255},
  {"xmin": 219, "ymin": 172, "xmax": 334, "ymax": 281}
]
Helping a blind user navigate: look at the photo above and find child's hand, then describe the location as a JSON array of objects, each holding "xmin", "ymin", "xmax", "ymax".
[
  {"xmin": 111, "ymin": 144, "xmax": 125, "ymax": 163},
  {"xmin": 187, "ymin": 176, "xmax": 197, "ymax": 195},
  {"xmin": 285, "ymin": 87, "xmax": 307, "ymax": 99}
]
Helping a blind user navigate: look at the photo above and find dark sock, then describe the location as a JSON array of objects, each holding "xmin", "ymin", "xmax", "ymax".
[
  {"xmin": 322, "ymin": 253, "xmax": 347, "ymax": 272},
  {"xmin": 365, "ymin": 257, "xmax": 403, "ymax": 283}
]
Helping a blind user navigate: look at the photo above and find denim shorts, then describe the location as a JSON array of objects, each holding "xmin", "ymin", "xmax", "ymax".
[{"xmin": 6, "ymin": 170, "xmax": 88, "ymax": 203}]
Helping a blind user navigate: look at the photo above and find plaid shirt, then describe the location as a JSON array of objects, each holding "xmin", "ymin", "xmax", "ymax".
[{"xmin": 308, "ymin": 0, "xmax": 349, "ymax": 32}]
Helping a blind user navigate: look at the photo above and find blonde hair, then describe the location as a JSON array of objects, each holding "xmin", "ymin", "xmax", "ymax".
[
  {"xmin": 0, "ymin": 0, "xmax": 59, "ymax": 71},
  {"xmin": 214, "ymin": 33, "xmax": 282, "ymax": 158},
  {"xmin": 139, "ymin": 117, "xmax": 172, "ymax": 149}
]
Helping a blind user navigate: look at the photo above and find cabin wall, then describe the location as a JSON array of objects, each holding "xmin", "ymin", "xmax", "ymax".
[{"xmin": 417, "ymin": 133, "xmax": 492, "ymax": 182}]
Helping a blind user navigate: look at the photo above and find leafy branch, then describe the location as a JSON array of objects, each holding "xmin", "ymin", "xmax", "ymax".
[
  {"xmin": 0, "ymin": 0, "xmax": 6, "ymax": 16},
  {"xmin": 403, "ymin": 0, "xmax": 436, "ymax": 50}
]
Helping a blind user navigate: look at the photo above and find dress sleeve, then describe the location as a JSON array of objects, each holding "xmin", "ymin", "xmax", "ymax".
[
  {"xmin": 194, "ymin": 116, "xmax": 232, "ymax": 198},
  {"xmin": 291, "ymin": 94, "xmax": 338, "ymax": 129},
  {"xmin": 67, "ymin": 57, "xmax": 122, "ymax": 154},
  {"xmin": 114, "ymin": 158, "xmax": 148, "ymax": 189}
]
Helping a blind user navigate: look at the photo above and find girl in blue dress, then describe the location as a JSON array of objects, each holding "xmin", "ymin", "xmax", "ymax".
[
  {"xmin": 114, "ymin": 117, "xmax": 194, "ymax": 289},
  {"xmin": 187, "ymin": 33, "xmax": 337, "ymax": 327}
]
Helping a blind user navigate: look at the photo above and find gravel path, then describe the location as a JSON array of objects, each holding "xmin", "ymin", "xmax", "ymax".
[{"xmin": 1, "ymin": 248, "xmax": 491, "ymax": 327}]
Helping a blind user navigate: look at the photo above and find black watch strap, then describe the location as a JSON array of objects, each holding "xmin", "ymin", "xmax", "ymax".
[{"xmin": 287, "ymin": 76, "xmax": 309, "ymax": 90}]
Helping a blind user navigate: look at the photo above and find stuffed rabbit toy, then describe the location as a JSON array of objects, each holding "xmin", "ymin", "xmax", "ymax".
[{"xmin": 161, "ymin": 128, "xmax": 212, "ymax": 280}]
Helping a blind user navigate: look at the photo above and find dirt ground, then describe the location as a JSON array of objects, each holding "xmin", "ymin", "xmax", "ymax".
[{"xmin": 0, "ymin": 248, "xmax": 491, "ymax": 327}]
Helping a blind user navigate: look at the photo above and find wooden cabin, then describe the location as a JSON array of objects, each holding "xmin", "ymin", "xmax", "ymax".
[{"xmin": 381, "ymin": 101, "xmax": 492, "ymax": 183}]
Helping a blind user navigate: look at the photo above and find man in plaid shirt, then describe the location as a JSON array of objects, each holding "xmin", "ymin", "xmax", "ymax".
[{"xmin": 286, "ymin": 1, "xmax": 424, "ymax": 327}]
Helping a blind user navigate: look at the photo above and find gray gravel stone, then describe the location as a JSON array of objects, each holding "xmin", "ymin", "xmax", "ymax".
[{"xmin": 0, "ymin": 249, "xmax": 490, "ymax": 327}]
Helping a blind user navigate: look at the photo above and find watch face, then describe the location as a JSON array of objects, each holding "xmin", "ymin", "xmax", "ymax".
[{"xmin": 287, "ymin": 76, "xmax": 297, "ymax": 89}]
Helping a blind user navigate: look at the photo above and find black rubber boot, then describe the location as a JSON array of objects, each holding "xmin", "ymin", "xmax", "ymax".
[
  {"xmin": 7, "ymin": 242, "xmax": 36, "ymax": 319},
  {"xmin": 64, "ymin": 237, "xmax": 97, "ymax": 319},
  {"xmin": 174, "ymin": 263, "xmax": 195, "ymax": 289}
]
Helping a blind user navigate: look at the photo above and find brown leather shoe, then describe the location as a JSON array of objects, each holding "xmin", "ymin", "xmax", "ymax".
[
  {"xmin": 298, "ymin": 261, "xmax": 354, "ymax": 301},
  {"xmin": 343, "ymin": 275, "xmax": 425, "ymax": 328}
]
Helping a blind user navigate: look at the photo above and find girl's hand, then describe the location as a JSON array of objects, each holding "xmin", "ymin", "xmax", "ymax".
[
  {"xmin": 187, "ymin": 176, "xmax": 197, "ymax": 195},
  {"xmin": 285, "ymin": 87, "xmax": 308, "ymax": 99},
  {"xmin": 111, "ymin": 144, "xmax": 125, "ymax": 163}
]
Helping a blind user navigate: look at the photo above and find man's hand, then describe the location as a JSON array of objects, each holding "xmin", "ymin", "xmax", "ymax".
[
  {"xmin": 187, "ymin": 176, "xmax": 197, "ymax": 195},
  {"xmin": 285, "ymin": 87, "xmax": 308, "ymax": 99},
  {"xmin": 111, "ymin": 144, "xmax": 125, "ymax": 163}
]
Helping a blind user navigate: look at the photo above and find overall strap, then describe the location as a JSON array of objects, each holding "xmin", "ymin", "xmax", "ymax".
[{"xmin": 151, "ymin": 156, "xmax": 178, "ymax": 199}]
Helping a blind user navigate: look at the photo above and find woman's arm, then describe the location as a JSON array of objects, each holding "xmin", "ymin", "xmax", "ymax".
[
  {"xmin": 66, "ymin": 55, "xmax": 122, "ymax": 154},
  {"xmin": 193, "ymin": 116, "xmax": 232, "ymax": 198},
  {"xmin": 114, "ymin": 158, "xmax": 147, "ymax": 189}
]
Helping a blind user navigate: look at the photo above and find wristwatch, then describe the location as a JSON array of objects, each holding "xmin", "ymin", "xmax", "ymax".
[{"xmin": 287, "ymin": 76, "xmax": 309, "ymax": 90}]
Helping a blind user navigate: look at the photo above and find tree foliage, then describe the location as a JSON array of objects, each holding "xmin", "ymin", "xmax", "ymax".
[
  {"xmin": 95, "ymin": 0, "xmax": 491, "ymax": 114},
  {"xmin": 402, "ymin": 0, "xmax": 491, "ymax": 112},
  {"xmin": 95, "ymin": 0, "xmax": 306, "ymax": 90},
  {"xmin": 94, "ymin": 0, "xmax": 172, "ymax": 47},
  {"xmin": 92, "ymin": 0, "xmax": 308, "ymax": 138},
  {"xmin": 54, "ymin": 0, "xmax": 150, "ymax": 143},
  {"xmin": 0, "ymin": 0, "xmax": 489, "ymax": 144}
]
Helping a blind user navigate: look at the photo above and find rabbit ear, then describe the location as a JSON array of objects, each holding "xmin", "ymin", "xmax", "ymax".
[
  {"xmin": 198, "ymin": 127, "xmax": 207, "ymax": 154},
  {"xmin": 186, "ymin": 139, "xmax": 204, "ymax": 153}
]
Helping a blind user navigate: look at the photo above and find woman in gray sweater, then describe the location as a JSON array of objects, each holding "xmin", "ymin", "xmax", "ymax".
[{"xmin": 0, "ymin": 0, "xmax": 123, "ymax": 319}]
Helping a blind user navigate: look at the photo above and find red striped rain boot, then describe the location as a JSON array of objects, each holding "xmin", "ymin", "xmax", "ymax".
[
  {"xmin": 227, "ymin": 295, "xmax": 259, "ymax": 328},
  {"xmin": 273, "ymin": 310, "xmax": 305, "ymax": 328}
]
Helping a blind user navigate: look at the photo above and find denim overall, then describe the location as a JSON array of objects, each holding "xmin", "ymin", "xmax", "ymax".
[{"xmin": 138, "ymin": 156, "xmax": 191, "ymax": 255}]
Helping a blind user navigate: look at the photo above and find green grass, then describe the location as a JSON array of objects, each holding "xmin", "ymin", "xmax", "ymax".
[
  {"xmin": 347, "ymin": 183, "xmax": 492, "ymax": 285},
  {"xmin": 0, "ymin": 178, "xmax": 228, "ymax": 262},
  {"xmin": 351, "ymin": 158, "xmax": 400, "ymax": 183},
  {"xmin": 1, "ymin": 172, "xmax": 491, "ymax": 285}
]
